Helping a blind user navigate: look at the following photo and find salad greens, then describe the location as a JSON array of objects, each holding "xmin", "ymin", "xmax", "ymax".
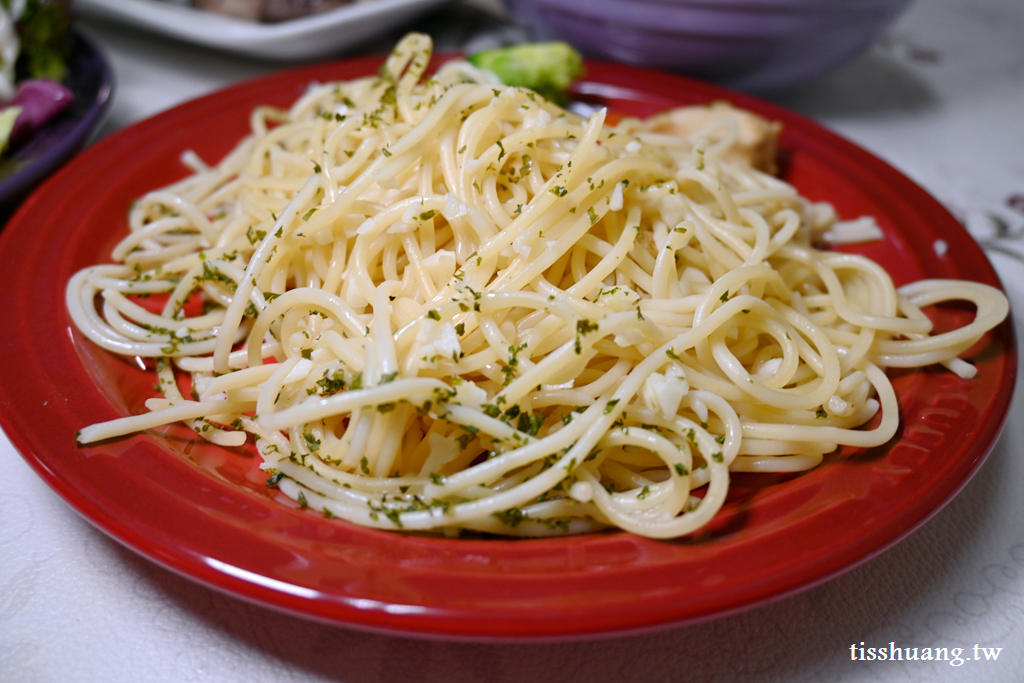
[
  {"xmin": 1, "ymin": 0, "xmax": 70, "ymax": 84},
  {"xmin": 0, "ymin": 0, "xmax": 71, "ymax": 153},
  {"xmin": 8, "ymin": 0, "xmax": 71, "ymax": 83}
]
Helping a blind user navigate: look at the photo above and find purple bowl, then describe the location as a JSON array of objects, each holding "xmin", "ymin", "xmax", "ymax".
[
  {"xmin": 508, "ymin": 0, "xmax": 914, "ymax": 92},
  {"xmin": 0, "ymin": 31, "xmax": 114, "ymax": 214}
]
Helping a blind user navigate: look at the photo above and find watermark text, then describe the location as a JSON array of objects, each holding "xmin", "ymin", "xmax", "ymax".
[{"xmin": 850, "ymin": 642, "xmax": 1003, "ymax": 667}]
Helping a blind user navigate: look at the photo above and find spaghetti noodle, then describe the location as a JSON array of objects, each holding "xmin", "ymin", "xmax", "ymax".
[{"xmin": 67, "ymin": 33, "xmax": 1009, "ymax": 538}]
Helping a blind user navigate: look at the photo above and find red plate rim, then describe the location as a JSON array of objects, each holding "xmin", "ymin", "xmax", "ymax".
[{"xmin": 0, "ymin": 54, "xmax": 1016, "ymax": 641}]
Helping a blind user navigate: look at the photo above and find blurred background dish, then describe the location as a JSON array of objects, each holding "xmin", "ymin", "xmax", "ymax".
[
  {"xmin": 506, "ymin": 0, "xmax": 915, "ymax": 92},
  {"xmin": 75, "ymin": 0, "xmax": 449, "ymax": 61},
  {"xmin": 0, "ymin": 31, "xmax": 112, "ymax": 214}
]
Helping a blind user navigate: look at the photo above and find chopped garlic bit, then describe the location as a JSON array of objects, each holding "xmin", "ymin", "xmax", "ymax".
[
  {"xmin": 523, "ymin": 106, "xmax": 552, "ymax": 130},
  {"xmin": 443, "ymin": 192, "xmax": 468, "ymax": 220},
  {"xmin": 416, "ymin": 318, "xmax": 462, "ymax": 368},
  {"xmin": 569, "ymin": 480, "xmax": 594, "ymax": 502},
  {"xmin": 595, "ymin": 285, "xmax": 640, "ymax": 311},
  {"xmin": 452, "ymin": 379, "xmax": 488, "ymax": 412},
  {"xmin": 641, "ymin": 364, "xmax": 689, "ymax": 417}
]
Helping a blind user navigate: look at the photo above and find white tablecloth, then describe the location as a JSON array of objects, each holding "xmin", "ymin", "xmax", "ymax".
[{"xmin": 3, "ymin": 1, "xmax": 1023, "ymax": 681}]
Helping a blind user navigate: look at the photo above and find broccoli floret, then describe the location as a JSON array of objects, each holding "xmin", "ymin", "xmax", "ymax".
[{"xmin": 468, "ymin": 42, "xmax": 584, "ymax": 105}]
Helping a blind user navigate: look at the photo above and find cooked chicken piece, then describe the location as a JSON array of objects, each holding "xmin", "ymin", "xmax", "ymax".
[{"xmin": 644, "ymin": 101, "xmax": 782, "ymax": 175}]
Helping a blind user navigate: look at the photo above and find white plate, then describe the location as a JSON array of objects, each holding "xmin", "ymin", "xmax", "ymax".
[{"xmin": 75, "ymin": 0, "xmax": 449, "ymax": 61}]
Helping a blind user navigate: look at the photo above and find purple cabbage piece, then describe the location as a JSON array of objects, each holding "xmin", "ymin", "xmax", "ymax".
[{"xmin": 4, "ymin": 79, "xmax": 75, "ymax": 147}]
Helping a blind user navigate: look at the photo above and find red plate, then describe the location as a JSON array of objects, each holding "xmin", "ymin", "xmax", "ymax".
[{"xmin": 0, "ymin": 56, "xmax": 1015, "ymax": 640}]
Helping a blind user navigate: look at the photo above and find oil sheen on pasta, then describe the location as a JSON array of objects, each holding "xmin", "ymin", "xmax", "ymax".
[{"xmin": 68, "ymin": 33, "xmax": 1009, "ymax": 538}]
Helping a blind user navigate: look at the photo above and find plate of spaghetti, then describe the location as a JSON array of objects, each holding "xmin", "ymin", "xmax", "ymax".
[{"xmin": 0, "ymin": 34, "xmax": 1014, "ymax": 639}]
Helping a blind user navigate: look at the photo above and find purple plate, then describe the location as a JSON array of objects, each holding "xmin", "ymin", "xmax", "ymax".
[
  {"xmin": 0, "ymin": 31, "xmax": 113, "ymax": 212},
  {"xmin": 508, "ymin": 0, "xmax": 914, "ymax": 92}
]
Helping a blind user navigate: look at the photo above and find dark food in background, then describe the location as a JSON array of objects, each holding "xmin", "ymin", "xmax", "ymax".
[{"xmin": 192, "ymin": 0, "xmax": 354, "ymax": 22}]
